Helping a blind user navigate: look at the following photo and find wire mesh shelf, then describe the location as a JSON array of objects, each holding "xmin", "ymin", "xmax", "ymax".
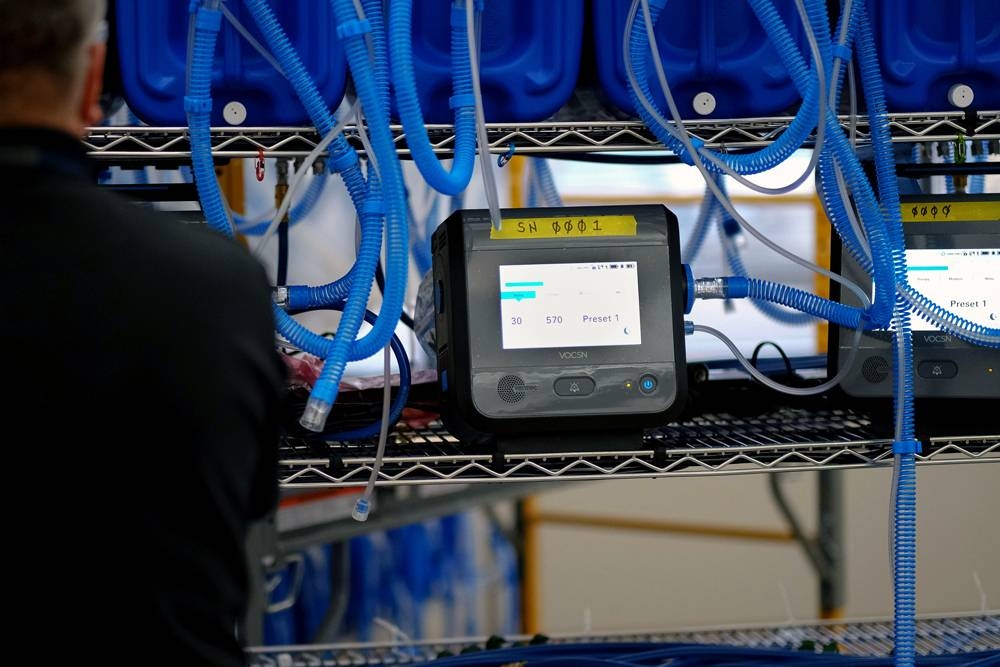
[
  {"xmin": 277, "ymin": 408, "xmax": 1000, "ymax": 488},
  {"xmin": 85, "ymin": 111, "xmax": 1000, "ymax": 162},
  {"xmin": 246, "ymin": 611, "xmax": 1000, "ymax": 665}
]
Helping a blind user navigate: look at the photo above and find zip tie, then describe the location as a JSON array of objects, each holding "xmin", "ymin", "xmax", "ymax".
[
  {"xmin": 336, "ymin": 18, "xmax": 371, "ymax": 41},
  {"xmin": 832, "ymin": 43, "xmax": 852, "ymax": 62},
  {"xmin": 361, "ymin": 198, "xmax": 385, "ymax": 217},
  {"xmin": 497, "ymin": 143, "xmax": 516, "ymax": 168},
  {"xmin": 449, "ymin": 94, "xmax": 476, "ymax": 110},
  {"xmin": 892, "ymin": 439, "xmax": 922, "ymax": 455},
  {"xmin": 183, "ymin": 96, "xmax": 212, "ymax": 114},
  {"xmin": 194, "ymin": 5, "xmax": 223, "ymax": 32},
  {"xmin": 328, "ymin": 148, "xmax": 359, "ymax": 174}
]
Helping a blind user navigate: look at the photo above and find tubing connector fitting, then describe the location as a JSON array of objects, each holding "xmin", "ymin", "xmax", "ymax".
[
  {"xmin": 352, "ymin": 496, "xmax": 371, "ymax": 522},
  {"xmin": 272, "ymin": 286, "xmax": 289, "ymax": 309},
  {"xmin": 299, "ymin": 396, "xmax": 333, "ymax": 432},
  {"xmin": 694, "ymin": 277, "xmax": 732, "ymax": 300}
]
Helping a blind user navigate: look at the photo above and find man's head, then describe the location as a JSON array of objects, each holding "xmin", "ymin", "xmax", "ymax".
[{"xmin": 0, "ymin": 0, "xmax": 108, "ymax": 136}]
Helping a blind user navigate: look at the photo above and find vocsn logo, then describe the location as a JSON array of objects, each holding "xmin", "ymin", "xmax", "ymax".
[
  {"xmin": 922, "ymin": 335, "xmax": 952, "ymax": 343},
  {"xmin": 559, "ymin": 350, "xmax": 588, "ymax": 360}
]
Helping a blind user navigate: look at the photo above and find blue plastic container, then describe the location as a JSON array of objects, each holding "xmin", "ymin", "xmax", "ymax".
[
  {"xmin": 594, "ymin": 0, "xmax": 806, "ymax": 119},
  {"xmin": 403, "ymin": 0, "xmax": 584, "ymax": 123},
  {"xmin": 869, "ymin": 0, "xmax": 1000, "ymax": 112},
  {"xmin": 115, "ymin": 1, "xmax": 347, "ymax": 126}
]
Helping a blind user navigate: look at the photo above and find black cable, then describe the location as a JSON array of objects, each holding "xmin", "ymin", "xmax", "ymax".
[
  {"xmin": 768, "ymin": 473, "xmax": 828, "ymax": 579},
  {"xmin": 311, "ymin": 541, "xmax": 351, "ymax": 643},
  {"xmin": 277, "ymin": 218, "xmax": 289, "ymax": 286},
  {"xmin": 751, "ymin": 341, "xmax": 794, "ymax": 376},
  {"xmin": 374, "ymin": 258, "xmax": 417, "ymax": 331}
]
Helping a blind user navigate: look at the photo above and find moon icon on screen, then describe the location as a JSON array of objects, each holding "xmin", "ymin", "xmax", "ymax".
[{"xmin": 624, "ymin": 327, "xmax": 630, "ymax": 335}]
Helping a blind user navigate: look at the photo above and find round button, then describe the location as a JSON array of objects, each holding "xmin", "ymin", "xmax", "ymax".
[{"xmin": 639, "ymin": 374, "xmax": 658, "ymax": 394}]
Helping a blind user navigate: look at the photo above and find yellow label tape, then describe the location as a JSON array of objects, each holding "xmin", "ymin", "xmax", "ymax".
[
  {"xmin": 901, "ymin": 200, "xmax": 1000, "ymax": 223},
  {"xmin": 490, "ymin": 215, "xmax": 638, "ymax": 240}
]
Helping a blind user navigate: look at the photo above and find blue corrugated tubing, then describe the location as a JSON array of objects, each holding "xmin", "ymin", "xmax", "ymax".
[
  {"xmin": 390, "ymin": 0, "xmax": 476, "ymax": 195},
  {"xmin": 627, "ymin": 0, "xmax": 819, "ymax": 175},
  {"xmin": 363, "ymin": 0, "xmax": 389, "ymax": 98},
  {"xmin": 534, "ymin": 159, "xmax": 563, "ymax": 207},
  {"xmin": 411, "ymin": 193, "xmax": 438, "ymax": 277},
  {"xmin": 682, "ymin": 176, "xmax": 722, "ymax": 263},
  {"xmin": 296, "ymin": 0, "xmax": 409, "ymax": 429},
  {"xmin": 853, "ymin": 7, "xmax": 917, "ymax": 666},
  {"xmin": 723, "ymin": 276, "xmax": 864, "ymax": 329},
  {"xmin": 235, "ymin": 172, "xmax": 327, "ymax": 235},
  {"xmin": 301, "ymin": 303, "xmax": 410, "ymax": 442},
  {"xmin": 627, "ymin": 0, "xmax": 894, "ymax": 330},
  {"xmin": 188, "ymin": 0, "xmax": 398, "ymax": 430},
  {"xmin": 243, "ymin": 0, "xmax": 382, "ymax": 315},
  {"xmin": 749, "ymin": 0, "xmax": 896, "ymax": 329},
  {"xmin": 719, "ymin": 218, "xmax": 815, "ymax": 326},
  {"xmin": 900, "ymin": 284, "xmax": 1000, "ymax": 348},
  {"xmin": 969, "ymin": 141, "xmax": 987, "ymax": 195},
  {"xmin": 186, "ymin": 5, "xmax": 233, "ymax": 238}
]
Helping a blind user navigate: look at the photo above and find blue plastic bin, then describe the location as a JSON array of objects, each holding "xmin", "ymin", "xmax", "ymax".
[
  {"xmin": 594, "ymin": 0, "xmax": 806, "ymax": 119},
  {"xmin": 115, "ymin": 1, "xmax": 347, "ymax": 126},
  {"xmin": 869, "ymin": 0, "xmax": 1000, "ymax": 112},
  {"xmin": 403, "ymin": 0, "xmax": 584, "ymax": 123}
]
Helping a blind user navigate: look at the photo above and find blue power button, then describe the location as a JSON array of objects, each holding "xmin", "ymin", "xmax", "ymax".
[{"xmin": 639, "ymin": 374, "xmax": 658, "ymax": 394}]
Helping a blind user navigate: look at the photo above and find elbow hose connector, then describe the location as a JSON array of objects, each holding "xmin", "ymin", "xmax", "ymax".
[{"xmin": 697, "ymin": 277, "xmax": 867, "ymax": 329}]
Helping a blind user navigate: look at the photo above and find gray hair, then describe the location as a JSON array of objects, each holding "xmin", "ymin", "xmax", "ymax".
[{"xmin": 0, "ymin": 0, "xmax": 107, "ymax": 83}]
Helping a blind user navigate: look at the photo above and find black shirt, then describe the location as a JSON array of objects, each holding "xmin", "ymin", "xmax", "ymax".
[{"xmin": 0, "ymin": 128, "xmax": 285, "ymax": 664}]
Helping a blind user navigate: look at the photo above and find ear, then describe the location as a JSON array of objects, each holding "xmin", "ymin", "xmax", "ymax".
[{"xmin": 79, "ymin": 42, "xmax": 107, "ymax": 130}]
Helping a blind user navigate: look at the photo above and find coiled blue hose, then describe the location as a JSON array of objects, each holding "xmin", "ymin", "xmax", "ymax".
[
  {"xmin": 298, "ymin": 303, "xmax": 411, "ymax": 443},
  {"xmin": 295, "ymin": 0, "xmax": 409, "ymax": 430},
  {"xmin": 900, "ymin": 285, "xmax": 1000, "ymax": 348},
  {"xmin": 187, "ymin": 0, "xmax": 402, "ymax": 431},
  {"xmin": 746, "ymin": 0, "xmax": 896, "ymax": 329},
  {"xmin": 243, "ymin": 0, "xmax": 381, "ymax": 315},
  {"xmin": 626, "ymin": 0, "xmax": 820, "ymax": 175},
  {"xmin": 389, "ymin": 0, "xmax": 477, "ymax": 195}
]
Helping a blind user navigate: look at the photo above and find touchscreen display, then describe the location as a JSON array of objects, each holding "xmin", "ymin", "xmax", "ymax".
[
  {"xmin": 906, "ymin": 247, "xmax": 1000, "ymax": 330},
  {"xmin": 499, "ymin": 262, "xmax": 642, "ymax": 350}
]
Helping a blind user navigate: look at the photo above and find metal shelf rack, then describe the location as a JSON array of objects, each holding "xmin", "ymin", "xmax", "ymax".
[
  {"xmin": 246, "ymin": 611, "xmax": 1000, "ymax": 665},
  {"xmin": 85, "ymin": 111, "xmax": 1000, "ymax": 161},
  {"xmin": 278, "ymin": 408, "xmax": 1000, "ymax": 488}
]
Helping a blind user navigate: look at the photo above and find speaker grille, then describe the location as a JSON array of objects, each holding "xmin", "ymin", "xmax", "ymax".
[
  {"xmin": 861, "ymin": 355, "xmax": 890, "ymax": 384},
  {"xmin": 497, "ymin": 375, "xmax": 526, "ymax": 403}
]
